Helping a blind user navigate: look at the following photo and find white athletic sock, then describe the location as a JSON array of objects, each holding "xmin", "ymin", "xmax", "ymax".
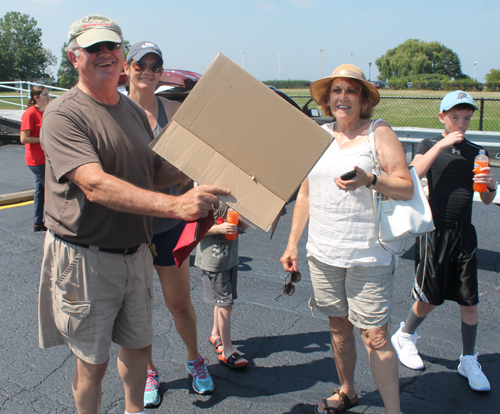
[{"xmin": 125, "ymin": 411, "xmax": 146, "ymax": 414}]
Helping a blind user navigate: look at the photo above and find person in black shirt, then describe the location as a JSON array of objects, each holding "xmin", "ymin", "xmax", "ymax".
[{"xmin": 391, "ymin": 90, "xmax": 496, "ymax": 392}]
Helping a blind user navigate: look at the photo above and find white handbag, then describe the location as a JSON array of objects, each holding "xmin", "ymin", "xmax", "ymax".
[{"xmin": 368, "ymin": 119, "xmax": 435, "ymax": 254}]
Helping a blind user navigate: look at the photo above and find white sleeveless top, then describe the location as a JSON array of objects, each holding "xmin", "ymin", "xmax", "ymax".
[{"xmin": 306, "ymin": 122, "xmax": 392, "ymax": 267}]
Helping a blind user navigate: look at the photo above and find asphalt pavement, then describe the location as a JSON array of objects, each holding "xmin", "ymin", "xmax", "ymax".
[{"xmin": 1, "ymin": 143, "xmax": 499, "ymax": 414}]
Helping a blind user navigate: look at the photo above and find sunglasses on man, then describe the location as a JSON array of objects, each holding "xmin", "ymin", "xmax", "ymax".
[
  {"xmin": 82, "ymin": 41, "xmax": 122, "ymax": 54},
  {"xmin": 275, "ymin": 270, "xmax": 301, "ymax": 300},
  {"xmin": 131, "ymin": 60, "xmax": 163, "ymax": 74}
]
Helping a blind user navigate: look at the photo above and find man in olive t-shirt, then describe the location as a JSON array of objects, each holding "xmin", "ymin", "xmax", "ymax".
[{"xmin": 38, "ymin": 14, "xmax": 229, "ymax": 414}]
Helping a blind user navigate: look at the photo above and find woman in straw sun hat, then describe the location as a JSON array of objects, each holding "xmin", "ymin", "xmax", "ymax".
[{"xmin": 281, "ymin": 64, "xmax": 413, "ymax": 414}]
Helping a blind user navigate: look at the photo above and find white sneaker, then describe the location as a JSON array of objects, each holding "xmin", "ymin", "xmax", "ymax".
[
  {"xmin": 391, "ymin": 321, "xmax": 424, "ymax": 370},
  {"xmin": 458, "ymin": 353, "xmax": 490, "ymax": 391}
]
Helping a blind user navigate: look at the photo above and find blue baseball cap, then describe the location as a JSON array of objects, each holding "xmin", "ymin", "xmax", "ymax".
[
  {"xmin": 127, "ymin": 41, "xmax": 163, "ymax": 64},
  {"xmin": 440, "ymin": 90, "xmax": 478, "ymax": 112}
]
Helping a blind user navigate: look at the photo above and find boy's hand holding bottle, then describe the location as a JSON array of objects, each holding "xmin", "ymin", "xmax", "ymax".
[
  {"xmin": 224, "ymin": 211, "xmax": 239, "ymax": 240},
  {"xmin": 215, "ymin": 216, "xmax": 238, "ymax": 238},
  {"xmin": 473, "ymin": 150, "xmax": 492, "ymax": 193}
]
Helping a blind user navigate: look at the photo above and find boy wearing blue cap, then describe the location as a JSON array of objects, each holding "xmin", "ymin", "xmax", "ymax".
[{"xmin": 391, "ymin": 91, "xmax": 496, "ymax": 391}]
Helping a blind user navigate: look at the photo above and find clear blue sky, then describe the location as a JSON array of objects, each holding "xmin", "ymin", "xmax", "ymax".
[{"xmin": 1, "ymin": 0, "xmax": 498, "ymax": 83}]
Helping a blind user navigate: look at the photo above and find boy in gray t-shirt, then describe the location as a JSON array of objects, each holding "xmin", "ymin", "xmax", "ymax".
[{"xmin": 195, "ymin": 202, "xmax": 249, "ymax": 369}]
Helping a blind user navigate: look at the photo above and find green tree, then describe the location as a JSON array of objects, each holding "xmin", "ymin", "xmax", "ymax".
[
  {"xmin": 375, "ymin": 39, "xmax": 463, "ymax": 81},
  {"xmin": 0, "ymin": 11, "xmax": 55, "ymax": 80},
  {"xmin": 123, "ymin": 40, "xmax": 131, "ymax": 60},
  {"xmin": 57, "ymin": 42, "xmax": 79, "ymax": 88},
  {"xmin": 485, "ymin": 68, "xmax": 500, "ymax": 83}
]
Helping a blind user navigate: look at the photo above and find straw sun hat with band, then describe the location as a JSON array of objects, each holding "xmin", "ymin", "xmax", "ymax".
[{"xmin": 310, "ymin": 64, "xmax": 380, "ymax": 118}]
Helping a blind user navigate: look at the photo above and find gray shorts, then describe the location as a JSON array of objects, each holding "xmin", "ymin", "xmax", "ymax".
[
  {"xmin": 308, "ymin": 255, "xmax": 396, "ymax": 329},
  {"xmin": 38, "ymin": 231, "xmax": 154, "ymax": 364},
  {"xmin": 203, "ymin": 266, "xmax": 238, "ymax": 306}
]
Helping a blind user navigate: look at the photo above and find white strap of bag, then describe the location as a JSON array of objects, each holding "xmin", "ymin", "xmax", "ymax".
[
  {"xmin": 368, "ymin": 118, "xmax": 384, "ymax": 174},
  {"xmin": 367, "ymin": 118, "xmax": 384, "ymax": 227},
  {"xmin": 367, "ymin": 119, "xmax": 406, "ymax": 255}
]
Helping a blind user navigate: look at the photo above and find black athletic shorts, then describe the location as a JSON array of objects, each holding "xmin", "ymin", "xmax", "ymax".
[{"xmin": 411, "ymin": 222, "xmax": 478, "ymax": 306}]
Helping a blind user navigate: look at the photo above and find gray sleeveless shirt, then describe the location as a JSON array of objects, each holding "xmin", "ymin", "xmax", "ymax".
[{"xmin": 152, "ymin": 97, "xmax": 182, "ymax": 234}]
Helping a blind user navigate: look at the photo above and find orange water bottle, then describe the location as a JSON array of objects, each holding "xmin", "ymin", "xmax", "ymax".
[
  {"xmin": 225, "ymin": 210, "xmax": 239, "ymax": 240},
  {"xmin": 473, "ymin": 150, "xmax": 489, "ymax": 193}
]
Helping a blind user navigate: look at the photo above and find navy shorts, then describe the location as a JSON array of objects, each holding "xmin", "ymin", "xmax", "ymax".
[
  {"xmin": 151, "ymin": 221, "xmax": 187, "ymax": 267},
  {"xmin": 412, "ymin": 222, "xmax": 478, "ymax": 306}
]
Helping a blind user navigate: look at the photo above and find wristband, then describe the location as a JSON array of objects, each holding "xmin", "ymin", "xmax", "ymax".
[
  {"xmin": 487, "ymin": 181, "xmax": 498, "ymax": 192},
  {"xmin": 367, "ymin": 174, "xmax": 377, "ymax": 190}
]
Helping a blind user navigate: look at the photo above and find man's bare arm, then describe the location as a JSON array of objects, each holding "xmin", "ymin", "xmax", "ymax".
[{"xmin": 66, "ymin": 162, "xmax": 229, "ymax": 221}]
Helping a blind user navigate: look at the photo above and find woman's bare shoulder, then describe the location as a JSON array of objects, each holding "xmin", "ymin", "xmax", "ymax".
[
  {"xmin": 372, "ymin": 118, "xmax": 391, "ymax": 130},
  {"xmin": 159, "ymin": 96, "xmax": 181, "ymax": 109},
  {"xmin": 372, "ymin": 119, "xmax": 398, "ymax": 140},
  {"xmin": 159, "ymin": 96, "xmax": 181, "ymax": 118}
]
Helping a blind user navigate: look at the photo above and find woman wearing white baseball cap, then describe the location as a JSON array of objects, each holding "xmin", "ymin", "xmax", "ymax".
[{"xmin": 124, "ymin": 41, "xmax": 215, "ymax": 407}]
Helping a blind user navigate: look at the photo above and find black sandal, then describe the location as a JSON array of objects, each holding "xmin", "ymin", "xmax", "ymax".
[
  {"xmin": 218, "ymin": 352, "xmax": 249, "ymax": 369},
  {"xmin": 314, "ymin": 388, "xmax": 358, "ymax": 414}
]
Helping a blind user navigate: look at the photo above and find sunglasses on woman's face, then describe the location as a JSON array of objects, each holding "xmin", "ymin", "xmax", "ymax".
[
  {"xmin": 131, "ymin": 60, "xmax": 163, "ymax": 74},
  {"xmin": 83, "ymin": 42, "xmax": 122, "ymax": 54},
  {"xmin": 275, "ymin": 270, "xmax": 301, "ymax": 300}
]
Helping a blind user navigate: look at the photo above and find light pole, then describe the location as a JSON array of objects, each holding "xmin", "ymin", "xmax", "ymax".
[
  {"xmin": 350, "ymin": 52, "xmax": 353, "ymax": 64},
  {"xmin": 474, "ymin": 61, "xmax": 477, "ymax": 82},
  {"xmin": 278, "ymin": 54, "xmax": 282, "ymax": 80},
  {"xmin": 368, "ymin": 62, "xmax": 372, "ymax": 81},
  {"xmin": 241, "ymin": 51, "xmax": 245, "ymax": 69},
  {"xmin": 319, "ymin": 49, "xmax": 323, "ymax": 78}
]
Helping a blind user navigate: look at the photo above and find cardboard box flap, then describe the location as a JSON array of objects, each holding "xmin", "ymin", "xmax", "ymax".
[
  {"xmin": 152, "ymin": 120, "xmax": 286, "ymax": 231},
  {"xmin": 166, "ymin": 53, "xmax": 332, "ymax": 201},
  {"xmin": 151, "ymin": 52, "xmax": 333, "ymax": 231}
]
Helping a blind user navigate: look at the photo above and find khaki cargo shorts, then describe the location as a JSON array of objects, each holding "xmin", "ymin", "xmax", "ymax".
[
  {"xmin": 38, "ymin": 231, "xmax": 154, "ymax": 364},
  {"xmin": 308, "ymin": 255, "xmax": 396, "ymax": 329}
]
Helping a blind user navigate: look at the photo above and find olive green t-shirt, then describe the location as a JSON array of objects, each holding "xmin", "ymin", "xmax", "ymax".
[{"xmin": 41, "ymin": 86, "xmax": 161, "ymax": 248}]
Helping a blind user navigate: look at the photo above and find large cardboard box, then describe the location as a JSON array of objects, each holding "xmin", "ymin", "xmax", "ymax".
[{"xmin": 151, "ymin": 53, "xmax": 333, "ymax": 232}]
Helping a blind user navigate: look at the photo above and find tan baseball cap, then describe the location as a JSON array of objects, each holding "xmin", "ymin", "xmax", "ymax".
[{"xmin": 67, "ymin": 14, "xmax": 122, "ymax": 48}]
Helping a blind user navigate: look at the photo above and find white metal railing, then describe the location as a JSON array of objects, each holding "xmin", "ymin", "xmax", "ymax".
[
  {"xmin": 0, "ymin": 81, "xmax": 68, "ymax": 110},
  {"xmin": 399, "ymin": 137, "xmax": 500, "ymax": 165}
]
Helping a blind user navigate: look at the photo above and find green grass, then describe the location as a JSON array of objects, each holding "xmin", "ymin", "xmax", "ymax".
[
  {"xmin": 0, "ymin": 90, "xmax": 64, "ymax": 110},
  {"xmin": 285, "ymin": 89, "xmax": 500, "ymax": 131},
  {"xmin": 2, "ymin": 88, "xmax": 500, "ymax": 131},
  {"xmin": 282, "ymin": 88, "xmax": 500, "ymax": 99},
  {"xmin": 0, "ymin": 94, "xmax": 26, "ymax": 110}
]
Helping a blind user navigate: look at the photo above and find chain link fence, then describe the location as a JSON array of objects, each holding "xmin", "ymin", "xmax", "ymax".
[{"xmin": 290, "ymin": 96, "xmax": 500, "ymax": 132}]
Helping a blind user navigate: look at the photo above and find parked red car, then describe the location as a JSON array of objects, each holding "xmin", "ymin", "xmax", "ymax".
[
  {"xmin": 118, "ymin": 70, "xmax": 332, "ymax": 124},
  {"xmin": 370, "ymin": 80, "xmax": 388, "ymax": 89}
]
